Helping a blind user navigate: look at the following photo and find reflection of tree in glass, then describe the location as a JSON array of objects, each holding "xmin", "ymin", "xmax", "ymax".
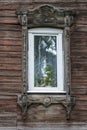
[
  {"xmin": 44, "ymin": 64, "xmax": 53, "ymax": 86},
  {"xmin": 34, "ymin": 36, "xmax": 57, "ymax": 87}
]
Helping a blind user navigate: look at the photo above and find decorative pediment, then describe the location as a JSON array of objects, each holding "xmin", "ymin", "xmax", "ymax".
[
  {"xmin": 16, "ymin": 5, "xmax": 75, "ymax": 28},
  {"xmin": 28, "ymin": 5, "xmax": 64, "ymax": 27},
  {"xmin": 16, "ymin": 5, "xmax": 76, "ymax": 120}
]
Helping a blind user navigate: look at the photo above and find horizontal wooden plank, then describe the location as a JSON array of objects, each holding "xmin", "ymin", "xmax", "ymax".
[
  {"xmin": 71, "ymin": 115, "xmax": 87, "ymax": 121},
  {"xmin": 72, "ymin": 88, "xmax": 87, "ymax": 95},
  {"xmin": 0, "ymin": 10, "xmax": 16, "ymax": 17},
  {"xmin": 0, "ymin": 17, "xmax": 18, "ymax": 24},
  {"xmin": 72, "ymin": 76, "xmax": 87, "ymax": 80},
  {"xmin": 71, "ymin": 31, "xmax": 87, "ymax": 38},
  {"xmin": 71, "ymin": 56, "xmax": 87, "ymax": 60},
  {"xmin": 0, "ymin": 95, "xmax": 17, "ymax": 118},
  {"xmin": 0, "ymin": 3, "xmax": 33, "ymax": 10},
  {"xmin": 71, "ymin": 49, "xmax": 87, "ymax": 53},
  {"xmin": 71, "ymin": 50, "xmax": 87, "ymax": 54},
  {"xmin": 76, "ymin": 100, "xmax": 87, "ymax": 106},
  {"xmin": 0, "ymin": 0, "xmax": 87, "ymax": 3},
  {"xmin": 0, "ymin": 24, "xmax": 21, "ymax": 31},
  {"xmin": 0, "ymin": 58, "xmax": 21, "ymax": 64},
  {"xmin": 0, "ymin": 100, "xmax": 17, "ymax": 105},
  {"xmin": 71, "ymin": 61, "xmax": 87, "ymax": 65},
  {"xmin": 0, "ymin": 104, "xmax": 17, "ymax": 112},
  {"xmin": 75, "ymin": 25, "xmax": 87, "ymax": 32},
  {"xmin": 0, "ymin": 31, "xmax": 21, "ymax": 38},
  {"xmin": 75, "ymin": 18, "xmax": 87, "ymax": 25},
  {"xmin": 35, "ymin": 0, "xmax": 87, "ymax": 2},
  {"xmin": 0, "ymin": 2, "xmax": 86, "ymax": 11},
  {"xmin": 71, "ymin": 41, "xmax": 87, "ymax": 46},
  {"xmin": 0, "ymin": 64, "xmax": 22, "ymax": 70},
  {"xmin": 0, "ymin": 52, "xmax": 21, "ymax": 58},
  {"xmin": 0, "ymin": 45, "xmax": 22, "ymax": 52},
  {"xmin": 0, "ymin": 39, "xmax": 22, "ymax": 46},
  {"xmin": 71, "ymin": 65, "xmax": 87, "ymax": 72},
  {"xmin": 76, "ymin": 95, "xmax": 87, "ymax": 101},
  {"xmin": 0, "ymin": 70, "xmax": 21, "ymax": 77},
  {"xmin": 72, "ymin": 78, "xmax": 87, "ymax": 83},
  {"xmin": 53, "ymin": 3, "xmax": 87, "ymax": 11},
  {"xmin": 0, "ymin": 88, "xmax": 21, "ymax": 94},
  {"xmin": 0, "ymin": 83, "xmax": 21, "ymax": 93},
  {"xmin": 0, "ymin": 0, "xmax": 33, "ymax": 3},
  {"xmin": 71, "ymin": 51, "xmax": 87, "ymax": 56},
  {"xmin": 0, "ymin": 0, "xmax": 77, "ymax": 2},
  {"xmin": 0, "ymin": 95, "xmax": 17, "ymax": 100},
  {"xmin": 0, "ymin": 76, "xmax": 21, "ymax": 83},
  {"xmin": 72, "ymin": 71, "xmax": 87, "ymax": 77},
  {"xmin": 71, "ymin": 54, "xmax": 87, "ymax": 58},
  {"xmin": 77, "ymin": 0, "xmax": 87, "ymax": 2}
]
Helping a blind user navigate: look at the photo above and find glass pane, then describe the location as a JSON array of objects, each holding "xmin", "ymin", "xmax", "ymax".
[{"xmin": 34, "ymin": 36, "xmax": 57, "ymax": 87}]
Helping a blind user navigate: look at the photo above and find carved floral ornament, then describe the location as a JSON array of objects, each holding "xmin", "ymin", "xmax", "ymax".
[
  {"xmin": 16, "ymin": 5, "xmax": 75, "ymax": 27},
  {"xmin": 16, "ymin": 5, "xmax": 77, "ymax": 120}
]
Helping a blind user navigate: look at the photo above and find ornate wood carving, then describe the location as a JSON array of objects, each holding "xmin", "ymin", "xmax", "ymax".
[
  {"xmin": 18, "ymin": 94, "xmax": 75, "ymax": 119},
  {"xmin": 16, "ymin": 5, "xmax": 76, "ymax": 120},
  {"xmin": 16, "ymin": 5, "xmax": 75, "ymax": 28},
  {"xmin": 16, "ymin": 9, "xmax": 28, "ymax": 94}
]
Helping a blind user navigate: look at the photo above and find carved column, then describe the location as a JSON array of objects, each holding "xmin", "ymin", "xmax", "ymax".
[
  {"xmin": 64, "ymin": 13, "xmax": 72, "ymax": 98},
  {"xmin": 16, "ymin": 9, "xmax": 29, "ymax": 94},
  {"xmin": 16, "ymin": 10, "xmax": 29, "ymax": 118},
  {"xmin": 64, "ymin": 13, "xmax": 75, "ymax": 119}
]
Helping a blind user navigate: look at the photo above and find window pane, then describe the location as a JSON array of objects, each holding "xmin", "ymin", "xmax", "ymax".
[{"xmin": 34, "ymin": 36, "xmax": 57, "ymax": 87}]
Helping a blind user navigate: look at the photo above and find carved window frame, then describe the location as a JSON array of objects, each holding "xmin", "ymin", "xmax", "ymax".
[{"xmin": 16, "ymin": 5, "xmax": 76, "ymax": 120}]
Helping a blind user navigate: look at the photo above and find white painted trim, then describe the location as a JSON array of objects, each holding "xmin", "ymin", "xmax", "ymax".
[
  {"xmin": 28, "ymin": 28, "xmax": 64, "ymax": 93},
  {"xmin": 27, "ymin": 90, "xmax": 66, "ymax": 93},
  {"xmin": 29, "ymin": 28, "xmax": 63, "ymax": 34}
]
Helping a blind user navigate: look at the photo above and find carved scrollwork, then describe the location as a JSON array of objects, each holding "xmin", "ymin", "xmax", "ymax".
[
  {"xmin": 16, "ymin": 5, "xmax": 75, "ymax": 28},
  {"xmin": 18, "ymin": 94, "xmax": 75, "ymax": 119},
  {"xmin": 28, "ymin": 5, "xmax": 64, "ymax": 26},
  {"xmin": 18, "ymin": 94, "xmax": 30, "ymax": 119},
  {"xmin": 16, "ymin": 9, "xmax": 28, "ymax": 26},
  {"xmin": 16, "ymin": 5, "xmax": 76, "ymax": 120}
]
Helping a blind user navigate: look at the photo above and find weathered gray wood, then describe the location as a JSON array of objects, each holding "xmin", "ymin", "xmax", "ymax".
[{"xmin": 0, "ymin": 0, "xmax": 87, "ymax": 128}]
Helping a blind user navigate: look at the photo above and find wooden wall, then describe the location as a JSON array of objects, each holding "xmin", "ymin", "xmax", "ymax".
[{"xmin": 0, "ymin": 0, "xmax": 87, "ymax": 128}]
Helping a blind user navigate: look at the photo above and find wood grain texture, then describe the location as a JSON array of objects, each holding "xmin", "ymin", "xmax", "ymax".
[
  {"xmin": 0, "ymin": 0, "xmax": 87, "ymax": 128},
  {"xmin": 0, "ymin": 95, "xmax": 17, "ymax": 126}
]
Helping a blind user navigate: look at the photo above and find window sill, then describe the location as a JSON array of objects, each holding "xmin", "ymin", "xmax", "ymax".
[
  {"xmin": 26, "ymin": 91, "xmax": 67, "ymax": 105},
  {"xmin": 27, "ymin": 90, "xmax": 66, "ymax": 94}
]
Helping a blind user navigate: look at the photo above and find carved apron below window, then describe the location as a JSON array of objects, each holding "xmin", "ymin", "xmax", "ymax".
[{"xmin": 16, "ymin": 5, "xmax": 77, "ymax": 120}]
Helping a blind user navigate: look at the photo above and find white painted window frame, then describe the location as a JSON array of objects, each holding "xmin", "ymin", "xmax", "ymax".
[{"xmin": 28, "ymin": 28, "xmax": 65, "ymax": 93}]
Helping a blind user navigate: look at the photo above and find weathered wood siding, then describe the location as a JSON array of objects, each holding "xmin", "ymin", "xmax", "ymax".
[{"xmin": 0, "ymin": 0, "xmax": 87, "ymax": 128}]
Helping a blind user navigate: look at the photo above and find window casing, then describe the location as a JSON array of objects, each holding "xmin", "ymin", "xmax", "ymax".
[
  {"xmin": 28, "ymin": 28, "xmax": 65, "ymax": 93},
  {"xmin": 16, "ymin": 5, "xmax": 76, "ymax": 120}
]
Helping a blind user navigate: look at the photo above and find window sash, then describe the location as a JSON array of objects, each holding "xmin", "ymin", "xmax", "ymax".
[{"xmin": 28, "ymin": 28, "xmax": 65, "ymax": 93}]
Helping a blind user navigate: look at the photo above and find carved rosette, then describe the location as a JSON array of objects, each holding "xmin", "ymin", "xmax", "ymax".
[{"xmin": 16, "ymin": 5, "xmax": 76, "ymax": 120}]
